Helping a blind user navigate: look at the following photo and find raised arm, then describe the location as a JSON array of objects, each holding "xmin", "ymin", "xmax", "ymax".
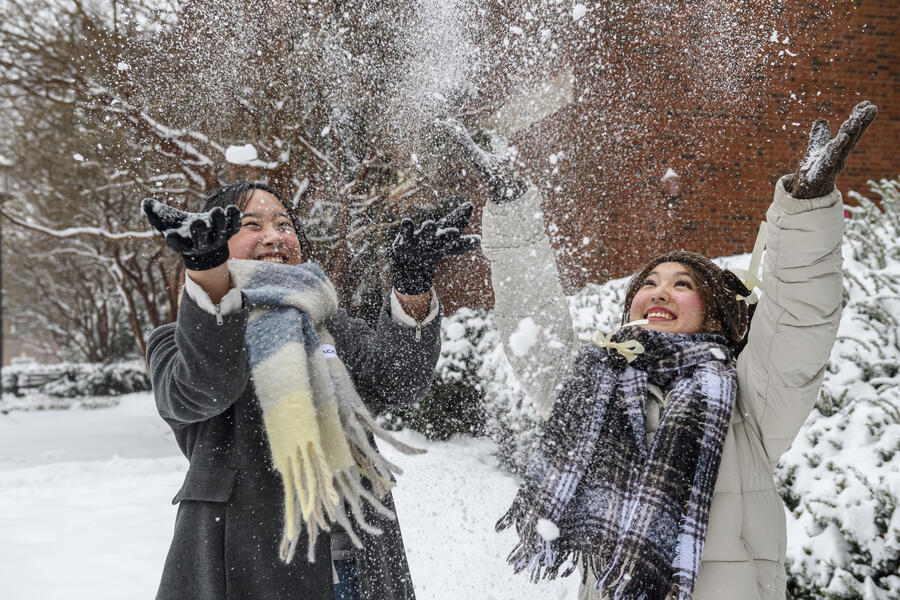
[
  {"xmin": 434, "ymin": 119, "xmax": 577, "ymax": 417},
  {"xmin": 328, "ymin": 201, "xmax": 479, "ymax": 413},
  {"xmin": 737, "ymin": 101, "xmax": 878, "ymax": 462}
]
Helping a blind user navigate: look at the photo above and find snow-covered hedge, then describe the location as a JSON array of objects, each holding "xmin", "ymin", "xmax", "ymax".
[
  {"xmin": 385, "ymin": 309, "xmax": 492, "ymax": 440},
  {"xmin": 776, "ymin": 177, "xmax": 900, "ymax": 599},
  {"xmin": 2, "ymin": 360, "xmax": 150, "ymax": 400}
]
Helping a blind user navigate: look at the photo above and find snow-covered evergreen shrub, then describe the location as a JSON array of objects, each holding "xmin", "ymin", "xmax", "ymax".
[
  {"xmin": 1, "ymin": 361, "xmax": 150, "ymax": 399},
  {"xmin": 776, "ymin": 177, "xmax": 900, "ymax": 600},
  {"xmin": 389, "ymin": 308, "xmax": 492, "ymax": 440}
]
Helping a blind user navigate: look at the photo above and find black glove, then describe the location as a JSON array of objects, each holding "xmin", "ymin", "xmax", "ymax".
[
  {"xmin": 788, "ymin": 100, "xmax": 878, "ymax": 199},
  {"xmin": 390, "ymin": 202, "xmax": 481, "ymax": 295},
  {"xmin": 431, "ymin": 118, "xmax": 529, "ymax": 204},
  {"xmin": 141, "ymin": 198, "xmax": 242, "ymax": 271}
]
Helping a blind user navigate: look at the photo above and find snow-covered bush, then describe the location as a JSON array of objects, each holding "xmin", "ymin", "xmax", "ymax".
[
  {"xmin": 776, "ymin": 177, "xmax": 900, "ymax": 600},
  {"xmin": 388, "ymin": 308, "xmax": 493, "ymax": 440},
  {"xmin": 2, "ymin": 361, "xmax": 150, "ymax": 400}
]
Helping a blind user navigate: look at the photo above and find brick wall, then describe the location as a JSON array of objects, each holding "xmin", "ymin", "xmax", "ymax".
[{"xmin": 440, "ymin": 1, "xmax": 898, "ymax": 311}]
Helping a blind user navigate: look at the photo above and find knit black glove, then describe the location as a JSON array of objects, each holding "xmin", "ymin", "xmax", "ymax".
[
  {"xmin": 141, "ymin": 198, "xmax": 242, "ymax": 271},
  {"xmin": 390, "ymin": 202, "xmax": 481, "ymax": 295},
  {"xmin": 431, "ymin": 117, "xmax": 529, "ymax": 204},
  {"xmin": 787, "ymin": 100, "xmax": 878, "ymax": 199}
]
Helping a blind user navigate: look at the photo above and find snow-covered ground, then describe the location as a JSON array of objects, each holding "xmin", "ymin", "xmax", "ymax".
[{"xmin": 0, "ymin": 392, "xmax": 578, "ymax": 600}]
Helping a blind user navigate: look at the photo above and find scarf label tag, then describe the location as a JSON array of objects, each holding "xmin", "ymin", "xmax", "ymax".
[{"xmin": 319, "ymin": 344, "xmax": 338, "ymax": 359}]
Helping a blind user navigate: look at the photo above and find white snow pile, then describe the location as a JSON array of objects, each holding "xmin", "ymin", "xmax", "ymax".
[{"xmin": 0, "ymin": 393, "xmax": 578, "ymax": 600}]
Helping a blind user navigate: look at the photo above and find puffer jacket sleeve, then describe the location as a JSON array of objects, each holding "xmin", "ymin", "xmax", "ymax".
[
  {"xmin": 482, "ymin": 185, "xmax": 578, "ymax": 417},
  {"xmin": 325, "ymin": 293, "xmax": 442, "ymax": 414},
  {"xmin": 147, "ymin": 292, "xmax": 251, "ymax": 426},
  {"xmin": 736, "ymin": 175, "xmax": 844, "ymax": 463}
]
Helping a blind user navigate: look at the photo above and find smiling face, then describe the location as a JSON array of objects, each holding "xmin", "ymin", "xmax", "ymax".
[
  {"xmin": 227, "ymin": 190, "xmax": 302, "ymax": 265},
  {"xmin": 628, "ymin": 261, "xmax": 716, "ymax": 335}
]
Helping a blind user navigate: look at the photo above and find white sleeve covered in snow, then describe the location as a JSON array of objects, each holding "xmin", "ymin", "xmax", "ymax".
[
  {"xmin": 482, "ymin": 185, "xmax": 578, "ymax": 418},
  {"xmin": 736, "ymin": 175, "xmax": 844, "ymax": 462}
]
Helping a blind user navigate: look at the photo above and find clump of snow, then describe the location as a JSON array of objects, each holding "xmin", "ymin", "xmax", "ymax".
[
  {"xmin": 573, "ymin": 4, "xmax": 587, "ymax": 22},
  {"xmin": 225, "ymin": 144, "xmax": 258, "ymax": 165},
  {"xmin": 445, "ymin": 321, "xmax": 466, "ymax": 341},
  {"xmin": 536, "ymin": 518, "xmax": 560, "ymax": 542},
  {"xmin": 508, "ymin": 317, "xmax": 540, "ymax": 357}
]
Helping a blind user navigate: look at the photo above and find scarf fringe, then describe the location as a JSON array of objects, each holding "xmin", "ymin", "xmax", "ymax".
[{"xmin": 276, "ymin": 413, "xmax": 416, "ymax": 564}]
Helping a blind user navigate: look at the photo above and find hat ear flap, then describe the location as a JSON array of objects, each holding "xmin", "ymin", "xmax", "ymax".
[{"xmin": 722, "ymin": 269, "xmax": 752, "ymax": 299}]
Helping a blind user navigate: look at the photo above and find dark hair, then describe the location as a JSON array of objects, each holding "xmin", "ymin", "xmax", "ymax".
[
  {"xmin": 202, "ymin": 182, "xmax": 312, "ymax": 259},
  {"xmin": 621, "ymin": 250, "xmax": 753, "ymax": 351}
]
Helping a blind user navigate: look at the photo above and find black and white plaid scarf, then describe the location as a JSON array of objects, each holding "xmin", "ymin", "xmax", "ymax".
[{"xmin": 497, "ymin": 327, "xmax": 737, "ymax": 600}]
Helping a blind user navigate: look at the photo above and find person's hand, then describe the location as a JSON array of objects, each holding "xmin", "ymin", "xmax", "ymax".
[
  {"xmin": 430, "ymin": 117, "xmax": 529, "ymax": 204},
  {"xmin": 142, "ymin": 198, "xmax": 242, "ymax": 271},
  {"xmin": 788, "ymin": 100, "xmax": 878, "ymax": 199},
  {"xmin": 390, "ymin": 202, "xmax": 481, "ymax": 295}
]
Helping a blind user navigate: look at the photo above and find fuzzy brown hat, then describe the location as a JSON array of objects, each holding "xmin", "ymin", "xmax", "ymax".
[{"xmin": 621, "ymin": 250, "xmax": 752, "ymax": 349}]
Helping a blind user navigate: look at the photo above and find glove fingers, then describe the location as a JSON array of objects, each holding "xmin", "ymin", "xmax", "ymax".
[
  {"xmin": 164, "ymin": 233, "xmax": 192, "ymax": 254},
  {"xmin": 446, "ymin": 234, "xmax": 481, "ymax": 256},
  {"xmin": 437, "ymin": 201, "xmax": 475, "ymax": 231},
  {"xmin": 210, "ymin": 206, "xmax": 226, "ymax": 237},
  {"xmin": 143, "ymin": 198, "xmax": 183, "ymax": 232},
  {"xmin": 827, "ymin": 132, "xmax": 853, "ymax": 176},
  {"xmin": 850, "ymin": 100, "xmax": 878, "ymax": 127},
  {"xmin": 417, "ymin": 220, "xmax": 438, "ymax": 239},
  {"xmin": 806, "ymin": 119, "xmax": 831, "ymax": 157},
  {"xmin": 141, "ymin": 198, "xmax": 165, "ymax": 231},
  {"xmin": 189, "ymin": 218, "xmax": 209, "ymax": 252},
  {"xmin": 395, "ymin": 218, "xmax": 415, "ymax": 245}
]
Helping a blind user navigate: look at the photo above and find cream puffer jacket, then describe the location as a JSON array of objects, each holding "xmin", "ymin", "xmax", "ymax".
[{"xmin": 481, "ymin": 177, "xmax": 844, "ymax": 600}]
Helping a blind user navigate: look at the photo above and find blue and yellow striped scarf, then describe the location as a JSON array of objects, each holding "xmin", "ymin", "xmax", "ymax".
[{"xmin": 229, "ymin": 259, "xmax": 422, "ymax": 564}]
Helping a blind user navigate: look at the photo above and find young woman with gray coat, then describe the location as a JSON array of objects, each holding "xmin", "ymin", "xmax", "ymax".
[
  {"xmin": 439, "ymin": 100, "xmax": 877, "ymax": 600},
  {"xmin": 142, "ymin": 182, "xmax": 479, "ymax": 600}
]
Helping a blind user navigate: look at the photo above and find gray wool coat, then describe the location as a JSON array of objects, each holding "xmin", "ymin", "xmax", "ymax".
[{"xmin": 147, "ymin": 291, "xmax": 441, "ymax": 600}]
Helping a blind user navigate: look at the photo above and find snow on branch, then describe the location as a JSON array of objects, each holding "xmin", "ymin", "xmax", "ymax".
[{"xmin": 0, "ymin": 207, "xmax": 155, "ymax": 241}]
